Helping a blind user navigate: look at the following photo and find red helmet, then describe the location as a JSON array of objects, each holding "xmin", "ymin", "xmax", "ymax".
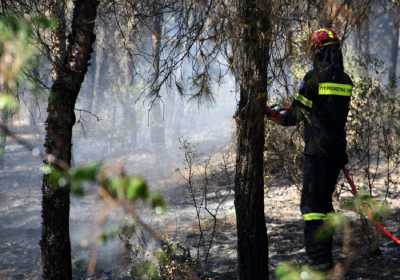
[{"xmin": 310, "ymin": 28, "xmax": 340, "ymax": 49}]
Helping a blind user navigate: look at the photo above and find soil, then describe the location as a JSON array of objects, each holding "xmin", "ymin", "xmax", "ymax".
[{"xmin": 0, "ymin": 134, "xmax": 399, "ymax": 280}]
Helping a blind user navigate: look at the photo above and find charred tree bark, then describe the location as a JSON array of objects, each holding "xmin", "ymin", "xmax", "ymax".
[
  {"xmin": 232, "ymin": 1, "xmax": 270, "ymax": 279},
  {"xmin": 49, "ymin": 0, "xmax": 67, "ymax": 80},
  {"xmin": 41, "ymin": 1, "xmax": 99, "ymax": 279}
]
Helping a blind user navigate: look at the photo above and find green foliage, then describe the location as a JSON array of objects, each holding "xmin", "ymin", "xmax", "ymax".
[
  {"xmin": 41, "ymin": 161, "xmax": 165, "ymax": 212},
  {"xmin": 103, "ymin": 176, "xmax": 165, "ymax": 209},
  {"xmin": 41, "ymin": 160, "xmax": 168, "ymax": 278},
  {"xmin": 264, "ymin": 121, "xmax": 304, "ymax": 186},
  {"xmin": 352, "ymin": 191, "xmax": 392, "ymax": 222},
  {"xmin": 0, "ymin": 15, "xmax": 33, "ymax": 43},
  {"xmin": 31, "ymin": 16, "xmax": 58, "ymax": 30},
  {"xmin": 317, "ymin": 213, "xmax": 348, "ymax": 240},
  {"xmin": 97, "ymin": 227, "xmax": 120, "ymax": 245},
  {"xmin": 126, "ymin": 177, "xmax": 149, "ymax": 200},
  {"xmin": 157, "ymin": 240, "xmax": 195, "ymax": 280},
  {"xmin": 42, "ymin": 163, "xmax": 100, "ymax": 196},
  {"xmin": 130, "ymin": 260, "xmax": 160, "ymax": 280},
  {"xmin": 392, "ymin": 0, "xmax": 400, "ymax": 7},
  {"xmin": 154, "ymin": 250, "xmax": 169, "ymax": 267},
  {"xmin": 69, "ymin": 162, "xmax": 101, "ymax": 196},
  {"xmin": 0, "ymin": 95, "xmax": 17, "ymax": 110},
  {"xmin": 124, "ymin": 237, "xmax": 195, "ymax": 280},
  {"xmin": 70, "ymin": 162, "xmax": 101, "ymax": 182},
  {"xmin": 345, "ymin": 54, "xmax": 400, "ymax": 195},
  {"xmin": 41, "ymin": 164, "xmax": 65, "ymax": 188},
  {"xmin": 0, "ymin": 15, "xmax": 54, "ymax": 113},
  {"xmin": 275, "ymin": 262, "xmax": 325, "ymax": 280},
  {"xmin": 150, "ymin": 192, "xmax": 166, "ymax": 213}
]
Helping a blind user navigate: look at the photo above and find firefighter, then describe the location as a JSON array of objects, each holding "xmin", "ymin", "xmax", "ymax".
[{"xmin": 267, "ymin": 28, "xmax": 353, "ymax": 270}]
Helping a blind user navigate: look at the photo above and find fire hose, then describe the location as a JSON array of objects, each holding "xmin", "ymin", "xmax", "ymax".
[{"xmin": 342, "ymin": 167, "xmax": 400, "ymax": 246}]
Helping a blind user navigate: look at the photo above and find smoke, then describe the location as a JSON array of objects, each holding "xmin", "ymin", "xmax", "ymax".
[{"xmin": 66, "ymin": 44, "xmax": 237, "ymax": 274}]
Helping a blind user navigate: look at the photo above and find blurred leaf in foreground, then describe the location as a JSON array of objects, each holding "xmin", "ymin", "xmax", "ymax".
[{"xmin": 275, "ymin": 262, "xmax": 325, "ymax": 280}]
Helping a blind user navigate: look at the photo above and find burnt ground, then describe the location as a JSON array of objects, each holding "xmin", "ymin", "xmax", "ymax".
[{"xmin": 0, "ymin": 135, "xmax": 400, "ymax": 280}]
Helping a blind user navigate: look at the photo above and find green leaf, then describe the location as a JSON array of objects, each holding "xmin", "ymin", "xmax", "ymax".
[
  {"xmin": 131, "ymin": 260, "xmax": 160, "ymax": 280},
  {"xmin": 97, "ymin": 227, "xmax": 119, "ymax": 245},
  {"xmin": 339, "ymin": 197, "xmax": 356, "ymax": 211},
  {"xmin": 126, "ymin": 177, "xmax": 148, "ymax": 200},
  {"xmin": 70, "ymin": 162, "xmax": 101, "ymax": 182},
  {"xmin": 275, "ymin": 263, "xmax": 302, "ymax": 280},
  {"xmin": 150, "ymin": 192, "xmax": 166, "ymax": 212},
  {"xmin": 116, "ymin": 177, "xmax": 128, "ymax": 200},
  {"xmin": 0, "ymin": 95, "xmax": 18, "ymax": 110},
  {"xmin": 275, "ymin": 262, "xmax": 326, "ymax": 280},
  {"xmin": 45, "ymin": 166, "xmax": 66, "ymax": 189},
  {"xmin": 40, "ymin": 165, "xmax": 53, "ymax": 175},
  {"xmin": 275, "ymin": 263, "xmax": 292, "ymax": 278},
  {"xmin": 105, "ymin": 177, "xmax": 124, "ymax": 198},
  {"xmin": 97, "ymin": 232, "xmax": 108, "ymax": 245},
  {"xmin": 316, "ymin": 213, "xmax": 347, "ymax": 240},
  {"xmin": 31, "ymin": 16, "xmax": 58, "ymax": 29},
  {"xmin": 71, "ymin": 184, "xmax": 85, "ymax": 197},
  {"xmin": 154, "ymin": 250, "xmax": 168, "ymax": 266}
]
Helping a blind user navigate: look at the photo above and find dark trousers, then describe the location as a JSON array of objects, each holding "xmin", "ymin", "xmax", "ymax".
[{"xmin": 301, "ymin": 155, "xmax": 342, "ymax": 265}]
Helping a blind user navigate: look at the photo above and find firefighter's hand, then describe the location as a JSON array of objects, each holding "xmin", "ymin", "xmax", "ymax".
[{"xmin": 266, "ymin": 105, "xmax": 285, "ymax": 125}]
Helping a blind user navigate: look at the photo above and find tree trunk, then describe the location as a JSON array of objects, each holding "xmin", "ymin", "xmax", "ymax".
[
  {"xmin": 84, "ymin": 47, "xmax": 97, "ymax": 112},
  {"xmin": 353, "ymin": 7, "xmax": 370, "ymax": 77},
  {"xmin": 49, "ymin": 0, "xmax": 67, "ymax": 80},
  {"xmin": 232, "ymin": 0, "xmax": 270, "ymax": 279},
  {"xmin": 0, "ymin": 109, "xmax": 10, "ymax": 168},
  {"xmin": 93, "ymin": 47, "xmax": 108, "ymax": 115},
  {"xmin": 358, "ymin": 7, "xmax": 370, "ymax": 58},
  {"xmin": 168, "ymin": 93, "xmax": 184, "ymax": 141},
  {"xmin": 120, "ymin": 55, "xmax": 137, "ymax": 149},
  {"xmin": 41, "ymin": 1, "xmax": 99, "ymax": 279},
  {"xmin": 389, "ymin": 10, "xmax": 400, "ymax": 88},
  {"xmin": 28, "ymin": 66, "xmax": 42, "ymax": 134},
  {"xmin": 92, "ymin": 24, "xmax": 109, "ymax": 117},
  {"xmin": 150, "ymin": 2, "xmax": 166, "ymax": 151}
]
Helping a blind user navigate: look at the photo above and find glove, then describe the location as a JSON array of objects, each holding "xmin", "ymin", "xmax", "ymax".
[{"xmin": 266, "ymin": 104, "xmax": 287, "ymax": 124}]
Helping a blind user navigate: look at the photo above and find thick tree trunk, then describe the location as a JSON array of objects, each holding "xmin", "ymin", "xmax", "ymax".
[
  {"xmin": 233, "ymin": 1, "xmax": 270, "ymax": 279},
  {"xmin": 41, "ymin": 1, "xmax": 99, "ymax": 279}
]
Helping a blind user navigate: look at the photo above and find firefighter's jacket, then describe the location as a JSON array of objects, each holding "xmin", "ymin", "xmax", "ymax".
[{"xmin": 283, "ymin": 69, "xmax": 353, "ymax": 164}]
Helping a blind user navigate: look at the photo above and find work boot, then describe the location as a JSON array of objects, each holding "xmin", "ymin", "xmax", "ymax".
[
  {"xmin": 307, "ymin": 258, "xmax": 333, "ymax": 272},
  {"xmin": 304, "ymin": 220, "xmax": 334, "ymax": 271}
]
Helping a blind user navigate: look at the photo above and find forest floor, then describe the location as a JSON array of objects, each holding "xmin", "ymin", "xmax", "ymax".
[{"xmin": 0, "ymin": 132, "xmax": 400, "ymax": 280}]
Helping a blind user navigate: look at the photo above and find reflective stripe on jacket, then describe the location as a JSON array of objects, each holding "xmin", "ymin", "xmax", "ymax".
[{"xmin": 283, "ymin": 69, "xmax": 353, "ymax": 161}]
